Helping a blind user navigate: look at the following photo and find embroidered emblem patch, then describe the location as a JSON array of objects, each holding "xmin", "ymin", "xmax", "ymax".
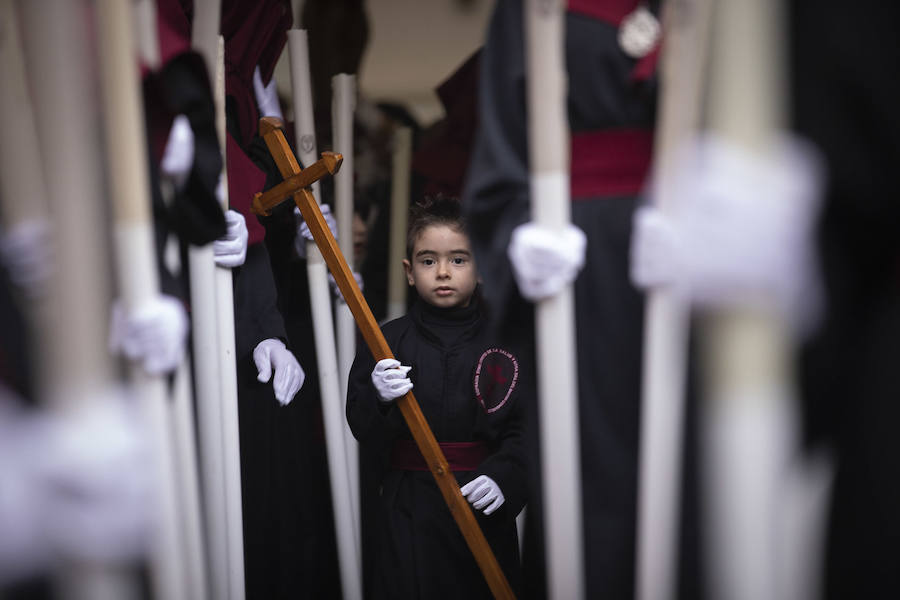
[{"xmin": 474, "ymin": 348, "xmax": 519, "ymax": 414}]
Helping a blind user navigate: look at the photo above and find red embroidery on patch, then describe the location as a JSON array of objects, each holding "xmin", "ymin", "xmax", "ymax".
[{"xmin": 474, "ymin": 348, "xmax": 519, "ymax": 414}]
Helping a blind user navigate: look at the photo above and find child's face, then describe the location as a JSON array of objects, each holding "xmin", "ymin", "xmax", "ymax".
[{"xmin": 403, "ymin": 224, "xmax": 478, "ymax": 309}]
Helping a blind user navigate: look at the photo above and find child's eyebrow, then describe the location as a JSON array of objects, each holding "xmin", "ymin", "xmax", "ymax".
[{"xmin": 414, "ymin": 249, "xmax": 437, "ymax": 258}]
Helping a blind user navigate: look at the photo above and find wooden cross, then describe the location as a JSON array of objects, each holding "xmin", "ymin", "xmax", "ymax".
[{"xmin": 252, "ymin": 117, "xmax": 515, "ymax": 600}]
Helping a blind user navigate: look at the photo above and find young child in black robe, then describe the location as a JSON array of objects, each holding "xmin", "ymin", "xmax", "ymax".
[{"xmin": 346, "ymin": 195, "xmax": 529, "ymax": 599}]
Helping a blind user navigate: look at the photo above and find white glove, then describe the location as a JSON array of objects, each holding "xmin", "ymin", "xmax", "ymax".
[
  {"xmin": 253, "ymin": 65, "xmax": 283, "ymax": 121},
  {"xmin": 160, "ymin": 114, "xmax": 194, "ymax": 192},
  {"xmin": 461, "ymin": 474, "xmax": 505, "ymax": 516},
  {"xmin": 213, "ymin": 209, "xmax": 249, "ymax": 268},
  {"xmin": 630, "ymin": 134, "xmax": 823, "ymax": 336},
  {"xmin": 329, "ymin": 270, "xmax": 363, "ymax": 303},
  {"xmin": 507, "ymin": 222, "xmax": 587, "ymax": 301},
  {"xmin": 36, "ymin": 395, "xmax": 153, "ymax": 565},
  {"xmin": 370, "ymin": 358, "xmax": 412, "ymax": 403},
  {"xmin": 253, "ymin": 338, "xmax": 305, "ymax": 405},
  {"xmin": 294, "ymin": 204, "xmax": 338, "ymax": 259},
  {"xmin": 0, "ymin": 218, "xmax": 53, "ymax": 298},
  {"xmin": 109, "ymin": 295, "xmax": 188, "ymax": 375},
  {"xmin": 630, "ymin": 204, "xmax": 684, "ymax": 290}
]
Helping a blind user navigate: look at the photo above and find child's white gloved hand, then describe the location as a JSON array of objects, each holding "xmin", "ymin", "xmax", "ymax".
[
  {"xmin": 252, "ymin": 65, "xmax": 283, "ymax": 121},
  {"xmin": 109, "ymin": 295, "xmax": 188, "ymax": 375},
  {"xmin": 253, "ymin": 339, "xmax": 305, "ymax": 406},
  {"xmin": 507, "ymin": 222, "xmax": 587, "ymax": 301},
  {"xmin": 213, "ymin": 209, "xmax": 248, "ymax": 268},
  {"xmin": 160, "ymin": 114, "xmax": 194, "ymax": 192},
  {"xmin": 294, "ymin": 204, "xmax": 338, "ymax": 259},
  {"xmin": 461, "ymin": 474, "xmax": 505, "ymax": 515},
  {"xmin": 370, "ymin": 358, "xmax": 412, "ymax": 403}
]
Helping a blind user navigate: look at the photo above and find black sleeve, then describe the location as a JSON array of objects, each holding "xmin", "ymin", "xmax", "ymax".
[
  {"xmin": 233, "ymin": 242, "xmax": 288, "ymax": 362},
  {"xmin": 461, "ymin": 0, "xmax": 533, "ymax": 336},
  {"xmin": 346, "ymin": 332, "xmax": 407, "ymax": 450}
]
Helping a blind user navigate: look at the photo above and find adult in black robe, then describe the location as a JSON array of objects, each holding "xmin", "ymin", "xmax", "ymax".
[
  {"xmin": 462, "ymin": 1, "xmax": 659, "ymax": 597},
  {"xmin": 220, "ymin": 1, "xmax": 340, "ymax": 596},
  {"xmin": 791, "ymin": 1, "xmax": 900, "ymax": 597}
]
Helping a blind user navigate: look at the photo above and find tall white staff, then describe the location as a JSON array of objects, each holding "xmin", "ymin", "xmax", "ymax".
[
  {"xmin": 16, "ymin": 0, "xmax": 141, "ymax": 598},
  {"xmin": 132, "ymin": 11, "xmax": 211, "ymax": 596},
  {"xmin": 386, "ymin": 127, "xmax": 412, "ymax": 321},
  {"xmin": 212, "ymin": 35, "xmax": 247, "ymax": 600},
  {"xmin": 523, "ymin": 1, "xmax": 584, "ymax": 597},
  {"xmin": 702, "ymin": 0, "xmax": 797, "ymax": 598},
  {"xmin": 95, "ymin": 0, "xmax": 189, "ymax": 597},
  {"xmin": 288, "ymin": 28, "xmax": 362, "ymax": 599},
  {"xmin": 634, "ymin": 2, "xmax": 713, "ymax": 599},
  {"xmin": 190, "ymin": 2, "xmax": 242, "ymax": 599},
  {"xmin": 332, "ymin": 72, "xmax": 361, "ymax": 547}
]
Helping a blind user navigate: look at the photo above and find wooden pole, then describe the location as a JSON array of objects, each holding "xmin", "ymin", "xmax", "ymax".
[
  {"xmin": 256, "ymin": 120, "xmax": 516, "ymax": 600},
  {"xmin": 386, "ymin": 127, "xmax": 412, "ymax": 321},
  {"xmin": 332, "ymin": 72, "xmax": 361, "ymax": 559},
  {"xmin": 95, "ymin": 1, "xmax": 189, "ymax": 597},
  {"xmin": 15, "ymin": 1, "xmax": 140, "ymax": 598},
  {"xmin": 702, "ymin": 1, "xmax": 794, "ymax": 599},
  {"xmin": 188, "ymin": 2, "xmax": 232, "ymax": 599},
  {"xmin": 522, "ymin": 1, "xmax": 584, "ymax": 597},
  {"xmin": 635, "ymin": 2, "xmax": 713, "ymax": 600},
  {"xmin": 287, "ymin": 29, "xmax": 363, "ymax": 600}
]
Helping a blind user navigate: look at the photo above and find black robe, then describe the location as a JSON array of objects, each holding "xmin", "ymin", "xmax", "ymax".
[
  {"xmin": 462, "ymin": 1, "xmax": 658, "ymax": 598},
  {"xmin": 347, "ymin": 294, "xmax": 530, "ymax": 599},
  {"xmin": 791, "ymin": 1, "xmax": 900, "ymax": 597}
]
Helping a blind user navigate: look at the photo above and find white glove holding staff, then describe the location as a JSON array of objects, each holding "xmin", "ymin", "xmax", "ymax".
[
  {"xmin": 160, "ymin": 114, "xmax": 194, "ymax": 192},
  {"xmin": 294, "ymin": 204, "xmax": 338, "ymax": 259},
  {"xmin": 630, "ymin": 133, "xmax": 824, "ymax": 337},
  {"xmin": 109, "ymin": 295, "xmax": 188, "ymax": 375},
  {"xmin": 371, "ymin": 358, "xmax": 412, "ymax": 403},
  {"xmin": 507, "ymin": 222, "xmax": 587, "ymax": 301},
  {"xmin": 253, "ymin": 65, "xmax": 283, "ymax": 121},
  {"xmin": 253, "ymin": 338, "xmax": 304, "ymax": 405},
  {"xmin": 461, "ymin": 474, "xmax": 505, "ymax": 515},
  {"xmin": 213, "ymin": 209, "xmax": 248, "ymax": 268}
]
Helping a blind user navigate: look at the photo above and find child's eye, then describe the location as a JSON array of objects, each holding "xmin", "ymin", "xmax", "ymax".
[
  {"xmin": 451, "ymin": 257, "xmax": 467, "ymax": 265},
  {"xmin": 421, "ymin": 258, "xmax": 435, "ymax": 266}
]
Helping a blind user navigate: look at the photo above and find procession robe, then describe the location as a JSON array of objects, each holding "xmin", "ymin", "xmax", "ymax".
[
  {"xmin": 346, "ymin": 292, "xmax": 530, "ymax": 599},
  {"xmin": 220, "ymin": 1, "xmax": 342, "ymax": 595},
  {"xmin": 462, "ymin": 1, "xmax": 660, "ymax": 597},
  {"xmin": 792, "ymin": 1, "xmax": 900, "ymax": 597}
]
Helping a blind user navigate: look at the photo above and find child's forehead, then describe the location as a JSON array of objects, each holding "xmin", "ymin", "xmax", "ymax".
[{"xmin": 412, "ymin": 223, "xmax": 470, "ymax": 252}]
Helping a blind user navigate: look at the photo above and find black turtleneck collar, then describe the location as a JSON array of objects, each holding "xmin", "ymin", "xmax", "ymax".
[{"xmin": 410, "ymin": 285, "xmax": 483, "ymax": 348}]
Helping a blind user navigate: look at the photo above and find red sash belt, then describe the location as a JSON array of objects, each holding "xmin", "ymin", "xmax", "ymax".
[
  {"xmin": 571, "ymin": 128, "xmax": 654, "ymax": 199},
  {"xmin": 390, "ymin": 439, "xmax": 489, "ymax": 472}
]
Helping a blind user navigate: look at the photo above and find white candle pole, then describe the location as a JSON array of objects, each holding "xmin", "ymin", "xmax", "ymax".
[
  {"xmin": 95, "ymin": 1, "xmax": 189, "ymax": 597},
  {"xmin": 332, "ymin": 72, "xmax": 361, "ymax": 557},
  {"xmin": 386, "ymin": 127, "xmax": 412, "ymax": 321},
  {"xmin": 189, "ymin": 2, "xmax": 233, "ymax": 599},
  {"xmin": 15, "ymin": 1, "xmax": 140, "ymax": 598},
  {"xmin": 288, "ymin": 29, "xmax": 363, "ymax": 600},
  {"xmin": 131, "ymin": 6, "xmax": 210, "ymax": 596},
  {"xmin": 212, "ymin": 35, "xmax": 247, "ymax": 600},
  {"xmin": 522, "ymin": 1, "xmax": 584, "ymax": 598},
  {"xmin": 702, "ymin": 1, "xmax": 796, "ymax": 599},
  {"xmin": 634, "ymin": 2, "xmax": 713, "ymax": 600}
]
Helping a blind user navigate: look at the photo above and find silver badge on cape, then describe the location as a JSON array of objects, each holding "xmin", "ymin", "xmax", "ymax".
[{"xmin": 618, "ymin": 4, "xmax": 661, "ymax": 59}]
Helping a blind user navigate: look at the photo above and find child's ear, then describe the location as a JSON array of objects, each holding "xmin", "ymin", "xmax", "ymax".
[{"xmin": 403, "ymin": 259, "xmax": 414, "ymax": 286}]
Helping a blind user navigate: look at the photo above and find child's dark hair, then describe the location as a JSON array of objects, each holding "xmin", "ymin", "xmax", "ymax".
[{"xmin": 406, "ymin": 194, "xmax": 467, "ymax": 259}]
